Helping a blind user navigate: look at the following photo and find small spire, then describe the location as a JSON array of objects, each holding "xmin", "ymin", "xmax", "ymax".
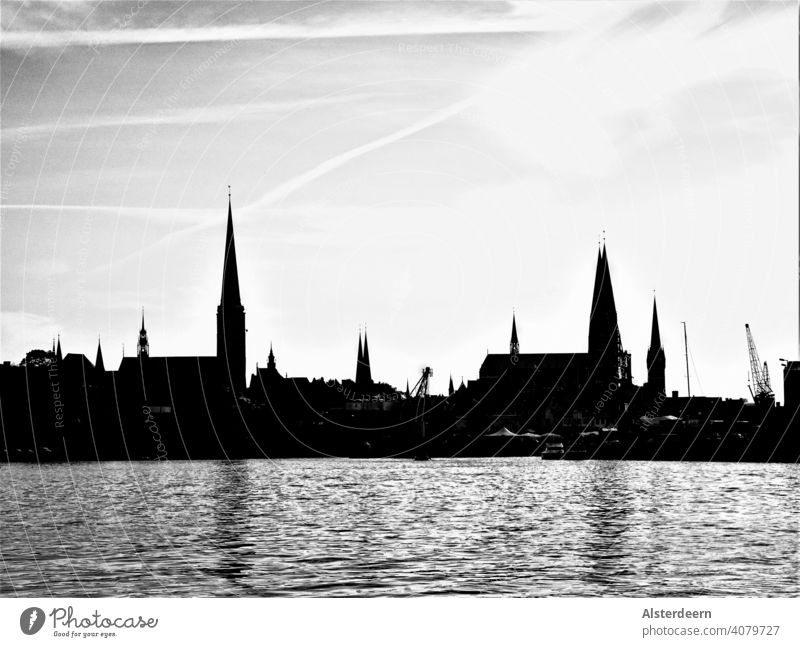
[
  {"xmin": 95, "ymin": 336, "xmax": 105, "ymax": 373},
  {"xmin": 137, "ymin": 309, "xmax": 149, "ymax": 358},
  {"xmin": 448, "ymin": 374, "xmax": 454, "ymax": 396},
  {"xmin": 510, "ymin": 311, "xmax": 519, "ymax": 354},
  {"xmin": 56, "ymin": 333, "xmax": 63, "ymax": 362}
]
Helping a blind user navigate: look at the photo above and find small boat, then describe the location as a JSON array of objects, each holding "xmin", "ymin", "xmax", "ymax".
[
  {"xmin": 541, "ymin": 442, "xmax": 564, "ymax": 460},
  {"xmin": 413, "ymin": 454, "xmax": 430, "ymax": 461}
]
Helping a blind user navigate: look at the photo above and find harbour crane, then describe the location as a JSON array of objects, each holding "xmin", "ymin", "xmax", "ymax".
[
  {"xmin": 745, "ymin": 324, "xmax": 774, "ymax": 405},
  {"xmin": 409, "ymin": 366, "xmax": 432, "ymax": 400},
  {"xmin": 409, "ymin": 367, "xmax": 433, "ymax": 461}
]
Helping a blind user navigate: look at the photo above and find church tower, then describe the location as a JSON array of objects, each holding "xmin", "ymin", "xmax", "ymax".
[
  {"xmin": 588, "ymin": 242, "xmax": 630, "ymax": 383},
  {"xmin": 355, "ymin": 332, "xmax": 364, "ymax": 383},
  {"xmin": 95, "ymin": 337, "xmax": 105, "ymax": 373},
  {"xmin": 355, "ymin": 328, "xmax": 372, "ymax": 386},
  {"xmin": 362, "ymin": 329, "xmax": 372, "ymax": 384},
  {"xmin": 216, "ymin": 189, "xmax": 246, "ymax": 393},
  {"xmin": 510, "ymin": 312, "xmax": 519, "ymax": 355},
  {"xmin": 137, "ymin": 310, "xmax": 149, "ymax": 358},
  {"xmin": 646, "ymin": 296, "xmax": 666, "ymax": 396}
]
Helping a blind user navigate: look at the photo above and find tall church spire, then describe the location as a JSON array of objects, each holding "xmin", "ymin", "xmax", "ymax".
[
  {"xmin": 217, "ymin": 187, "xmax": 247, "ymax": 393},
  {"xmin": 448, "ymin": 374, "xmax": 455, "ymax": 396},
  {"xmin": 220, "ymin": 186, "xmax": 241, "ymax": 306},
  {"xmin": 646, "ymin": 295, "xmax": 666, "ymax": 395},
  {"xmin": 356, "ymin": 327, "xmax": 372, "ymax": 386},
  {"xmin": 362, "ymin": 328, "xmax": 371, "ymax": 383},
  {"xmin": 588, "ymin": 242, "xmax": 628, "ymax": 383},
  {"xmin": 56, "ymin": 334, "xmax": 63, "ymax": 362},
  {"xmin": 356, "ymin": 331, "xmax": 363, "ymax": 382},
  {"xmin": 137, "ymin": 309, "xmax": 149, "ymax": 358},
  {"xmin": 510, "ymin": 312, "xmax": 519, "ymax": 355}
]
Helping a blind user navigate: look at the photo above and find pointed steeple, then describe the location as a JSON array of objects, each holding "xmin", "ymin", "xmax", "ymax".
[
  {"xmin": 362, "ymin": 328, "xmax": 371, "ymax": 383},
  {"xmin": 649, "ymin": 296, "xmax": 661, "ymax": 350},
  {"xmin": 591, "ymin": 244, "xmax": 604, "ymax": 313},
  {"xmin": 588, "ymin": 241, "xmax": 627, "ymax": 383},
  {"xmin": 448, "ymin": 374, "xmax": 455, "ymax": 396},
  {"xmin": 137, "ymin": 308, "xmax": 149, "ymax": 358},
  {"xmin": 56, "ymin": 334, "xmax": 63, "ymax": 362},
  {"xmin": 355, "ymin": 326, "xmax": 372, "ymax": 386},
  {"xmin": 267, "ymin": 343, "xmax": 276, "ymax": 370},
  {"xmin": 405, "ymin": 379, "xmax": 410, "ymax": 398},
  {"xmin": 95, "ymin": 337, "xmax": 105, "ymax": 373},
  {"xmin": 216, "ymin": 187, "xmax": 247, "ymax": 393},
  {"xmin": 356, "ymin": 332, "xmax": 364, "ymax": 382},
  {"xmin": 221, "ymin": 187, "xmax": 241, "ymax": 306},
  {"xmin": 646, "ymin": 295, "xmax": 666, "ymax": 395},
  {"xmin": 510, "ymin": 312, "xmax": 519, "ymax": 355}
]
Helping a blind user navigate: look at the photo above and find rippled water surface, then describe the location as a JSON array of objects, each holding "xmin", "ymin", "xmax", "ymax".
[{"xmin": 1, "ymin": 459, "xmax": 798, "ymax": 596}]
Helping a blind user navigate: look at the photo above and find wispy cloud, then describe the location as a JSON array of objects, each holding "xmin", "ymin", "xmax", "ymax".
[
  {"xmin": 243, "ymin": 95, "xmax": 478, "ymax": 212},
  {"xmin": 0, "ymin": 91, "xmax": 388, "ymax": 140},
  {"xmin": 1, "ymin": 10, "xmax": 562, "ymax": 50},
  {"xmin": 0, "ymin": 203, "xmax": 214, "ymax": 223}
]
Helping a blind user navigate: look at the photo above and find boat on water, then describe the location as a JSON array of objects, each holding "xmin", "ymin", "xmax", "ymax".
[
  {"xmin": 413, "ymin": 454, "xmax": 431, "ymax": 461},
  {"xmin": 541, "ymin": 442, "xmax": 564, "ymax": 460}
]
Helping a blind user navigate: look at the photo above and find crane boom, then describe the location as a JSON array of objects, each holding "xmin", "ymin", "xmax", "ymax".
[{"xmin": 745, "ymin": 324, "xmax": 773, "ymax": 404}]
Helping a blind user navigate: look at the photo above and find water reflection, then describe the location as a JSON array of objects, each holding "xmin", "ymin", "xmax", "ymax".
[
  {"xmin": 0, "ymin": 458, "xmax": 797, "ymax": 596},
  {"xmin": 203, "ymin": 462, "xmax": 257, "ymax": 592}
]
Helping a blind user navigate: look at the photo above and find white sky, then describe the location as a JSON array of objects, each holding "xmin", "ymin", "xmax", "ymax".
[{"xmin": 1, "ymin": 1, "xmax": 797, "ymax": 399}]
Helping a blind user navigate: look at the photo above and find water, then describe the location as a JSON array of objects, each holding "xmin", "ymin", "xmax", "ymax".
[{"xmin": 1, "ymin": 459, "xmax": 797, "ymax": 596}]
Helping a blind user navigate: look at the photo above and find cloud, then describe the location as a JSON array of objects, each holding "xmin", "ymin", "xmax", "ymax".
[
  {"xmin": 0, "ymin": 91, "xmax": 387, "ymax": 141},
  {"xmin": 0, "ymin": 0, "xmax": 603, "ymax": 51},
  {"xmin": 0, "ymin": 310, "xmax": 56, "ymax": 359},
  {"xmin": 0, "ymin": 203, "xmax": 214, "ymax": 223},
  {"xmin": 243, "ymin": 95, "xmax": 478, "ymax": 213}
]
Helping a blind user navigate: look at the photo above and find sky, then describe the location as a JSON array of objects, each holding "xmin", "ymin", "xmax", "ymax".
[{"xmin": 1, "ymin": 0, "xmax": 797, "ymax": 400}]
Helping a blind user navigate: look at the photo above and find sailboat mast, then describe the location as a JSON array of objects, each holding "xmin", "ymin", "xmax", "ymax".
[{"xmin": 682, "ymin": 321, "xmax": 691, "ymax": 398}]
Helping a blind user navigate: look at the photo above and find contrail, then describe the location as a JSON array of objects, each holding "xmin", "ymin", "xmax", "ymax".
[
  {"xmin": 242, "ymin": 95, "xmax": 478, "ymax": 214},
  {"xmin": 89, "ymin": 95, "xmax": 478, "ymax": 272}
]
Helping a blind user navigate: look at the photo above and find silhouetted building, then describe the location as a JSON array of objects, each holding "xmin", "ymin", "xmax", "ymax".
[
  {"xmin": 137, "ymin": 311, "xmax": 149, "ymax": 358},
  {"xmin": 249, "ymin": 343, "xmax": 284, "ymax": 394},
  {"xmin": 784, "ymin": 361, "xmax": 800, "ymax": 412},
  {"xmin": 588, "ymin": 243, "xmax": 631, "ymax": 386},
  {"xmin": 217, "ymin": 192, "xmax": 247, "ymax": 393},
  {"xmin": 355, "ymin": 329, "xmax": 372, "ymax": 386},
  {"xmin": 646, "ymin": 296, "xmax": 666, "ymax": 396},
  {"xmin": 510, "ymin": 313, "xmax": 519, "ymax": 355},
  {"xmin": 95, "ymin": 338, "xmax": 105, "ymax": 374}
]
